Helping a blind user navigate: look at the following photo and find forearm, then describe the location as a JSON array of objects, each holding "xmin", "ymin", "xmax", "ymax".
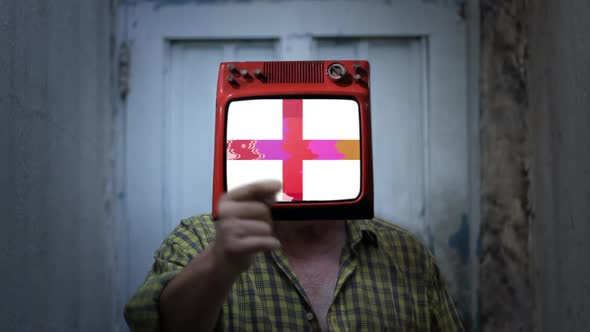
[{"xmin": 159, "ymin": 246, "xmax": 237, "ymax": 332}]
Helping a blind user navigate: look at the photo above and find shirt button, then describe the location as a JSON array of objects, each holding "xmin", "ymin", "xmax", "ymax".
[{"xmin": 306, "ymin": 312, "xmax": 314, "ymax": 321}]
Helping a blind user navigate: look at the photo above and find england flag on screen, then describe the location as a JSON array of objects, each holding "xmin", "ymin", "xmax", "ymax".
[{"xmin": 226, "ymin": 98, "xmax": 361, "ymax": 202}]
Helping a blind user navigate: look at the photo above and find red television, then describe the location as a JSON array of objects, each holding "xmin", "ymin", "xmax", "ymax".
[{"xmin": 212, "ymin": 60, "xmax": 373, "ymax": 221}]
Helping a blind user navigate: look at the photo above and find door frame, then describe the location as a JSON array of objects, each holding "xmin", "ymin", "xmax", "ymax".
[{"xmin": 114, "ymin": 1, "xmax": 479, "ymax": 330}]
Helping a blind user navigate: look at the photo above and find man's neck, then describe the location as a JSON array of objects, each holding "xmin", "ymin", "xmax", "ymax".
[{"xmin": 273, "ymin": 220, "xmax": 346, "ymax": 260}]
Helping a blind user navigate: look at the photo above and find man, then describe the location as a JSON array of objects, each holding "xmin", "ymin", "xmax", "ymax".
[{"xmin": 125, "ymin": 180, "xmax": 464, "ymax": 331}]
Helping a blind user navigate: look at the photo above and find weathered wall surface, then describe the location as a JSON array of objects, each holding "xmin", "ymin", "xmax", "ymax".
[
  {"xmin": 129, "ymin": 0, "xmax": 463, "ymax": 7},
  {"xmin": 0, "ymin": 1, "xmax": 117, "ymax": 331},
  {"xmin": 528, "ymin": 0, "xmax": 590, "ymax": 331},
  {"xmin": 479, "ymin": 0, "xmax": 531, "ymax": 331},
  {"xmin": 481, "ymin": 0, "xmax": 590, "ymax": 331}
]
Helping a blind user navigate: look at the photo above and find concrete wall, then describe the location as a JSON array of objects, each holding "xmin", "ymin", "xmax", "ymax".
[
  {"xmin": 0, "ymin": 1, "xmax": 117, "ymax": 331},
  {"xmin": 479, "ymin": 1, "xmax": 532, "ymax": 330},
  {"xmin": 528, "ymin": 0, "xmax": 590, "ymax": 331},
  {"xmin": 480, "ymin": 0, "xmax": 590, "ymax": 331}
]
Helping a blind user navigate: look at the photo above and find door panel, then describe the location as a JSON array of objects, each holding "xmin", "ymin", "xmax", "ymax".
[
  {"xmin": 315, "ymin": 38, "xmax": 426, "ymax": 236},
  {"xmin": 126, "ymin": 40, "xmax": 278, "ymax": 299},
  {"xmin": 167, "ymin": 41, "xmax": 278, "ymax": 231}
]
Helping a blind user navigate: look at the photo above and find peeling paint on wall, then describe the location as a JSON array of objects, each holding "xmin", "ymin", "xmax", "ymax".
[{"xmin": 449, "ymin": 214, "xmax": 470, "ymax": 265}]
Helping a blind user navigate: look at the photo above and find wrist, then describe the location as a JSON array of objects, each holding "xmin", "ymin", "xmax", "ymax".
[{"xmin": 201, "ymin": 245, "xmax": 241, "ymax": 286}]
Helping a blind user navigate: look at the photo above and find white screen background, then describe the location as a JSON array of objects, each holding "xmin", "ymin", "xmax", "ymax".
[{"xmin": 226, "ymin": 99, "xmax": 361, "ymax": 201}]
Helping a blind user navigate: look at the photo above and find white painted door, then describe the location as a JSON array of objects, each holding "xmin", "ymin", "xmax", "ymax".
[{"xmin": 119, "ymin": 1, "xmax": 472, "ymax": 329}]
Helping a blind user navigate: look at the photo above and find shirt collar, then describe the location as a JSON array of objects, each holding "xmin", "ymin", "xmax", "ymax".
[{"xmin": 345, "ymin": 218, "xmax": 379, "ymax": 251}]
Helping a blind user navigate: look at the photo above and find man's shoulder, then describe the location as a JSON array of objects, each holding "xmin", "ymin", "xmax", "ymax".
[
  {"xmin": 178, "ymin": 213, "xmax": 216, "ymax": 239},
  {"xmin": 368, "ymin": 217, "xmax": 428, "ymax": 248},
  {"xmin": 179, "ymin": 213, "xmax": 215, "ymax": 229},
  {"xmin": 163, "ymin": 214, "xmax": 215, "ymax": 254},
  {"xmin": 364, "ymin": 217, "xmax": 435, "ymax": 270},
  {"xmin": 368, "ymin": 217, "xmax": 417, "ymax": 235}
]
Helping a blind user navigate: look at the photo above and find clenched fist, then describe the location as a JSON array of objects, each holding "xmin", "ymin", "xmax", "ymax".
[{"xmin": 211, "ymin": 180, "xmax": 282, "ymax": 275}]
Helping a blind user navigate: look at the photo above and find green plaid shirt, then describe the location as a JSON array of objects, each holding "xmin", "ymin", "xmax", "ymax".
[{"xmin": 125, "ymin": 214, "xmax": 463, "ymax": 331}]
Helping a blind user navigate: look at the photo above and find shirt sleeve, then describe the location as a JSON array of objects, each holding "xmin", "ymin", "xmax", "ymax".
[
  {"xmin": 427, "ymin": 254, "xmax": 465, "ymax": 332},
  {"xmin": 124, "ymin": 216, "xmax": 212, "ymax": 332}
]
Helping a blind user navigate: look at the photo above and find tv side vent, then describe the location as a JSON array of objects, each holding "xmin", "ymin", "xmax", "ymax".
[{"xmin": 263, "ymin": 61, "xmax": 325, "ymax": 84}]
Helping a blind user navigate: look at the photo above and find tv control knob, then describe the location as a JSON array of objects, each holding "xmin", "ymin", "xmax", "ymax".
[
  {"xmin": 327, "ymin": 63, "xmax": 347, "ymax": 81},
  {"xmin": 254, "ymin": 68, "xmax": 266, "ymax": 80},
  {"xmin": 353, "ymin": 62, "xmax": 366, "ymax": 76},
  {"xmin": 227, "ymin": 75, "xmax": 239, "ymax": 87},
  {"xmin": 227, "ymin": 64, "xmax": 239, "ymax": 74}
]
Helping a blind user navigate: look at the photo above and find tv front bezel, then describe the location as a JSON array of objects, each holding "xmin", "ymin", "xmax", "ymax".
[{"xmin": 212, "ymin": 61, "xmax": 374, "ymax": 221}]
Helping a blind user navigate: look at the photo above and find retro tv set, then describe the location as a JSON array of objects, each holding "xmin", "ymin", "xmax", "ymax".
[{"xmin": 212, "ymin": 60, "xmax": 373, "ymax": 220}]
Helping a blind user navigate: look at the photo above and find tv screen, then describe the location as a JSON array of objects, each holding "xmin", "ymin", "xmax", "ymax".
[{"xmin": 226, "ymin": 98, "xmax": 361, "ymax": 203}]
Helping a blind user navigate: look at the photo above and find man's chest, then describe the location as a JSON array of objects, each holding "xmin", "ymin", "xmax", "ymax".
[
  {"xmin": 290, "ymin": 257, "xmax": 341, "ymax": 326},
  {"xmin": 219, "ymin": 252, "xmax": 429, "ymax": 331}
]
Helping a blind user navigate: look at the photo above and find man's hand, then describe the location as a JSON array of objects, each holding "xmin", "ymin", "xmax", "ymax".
[
  {"xmin": 159, "ymin": 180, "xmax": 282, "ymax": 332},
  {"xmin": 212, "ymin": 180, "xmax": 282, "ymax": 275}
]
